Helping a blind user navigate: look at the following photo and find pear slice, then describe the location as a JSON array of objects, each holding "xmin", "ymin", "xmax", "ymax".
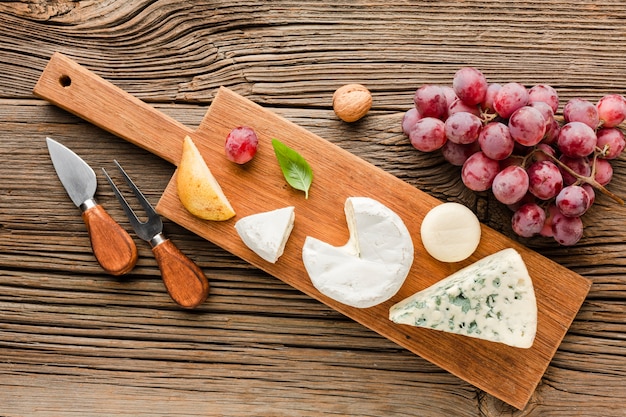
[{"xmin": 177, "ymin": 135, "xmax": 235, "ymax": 221}]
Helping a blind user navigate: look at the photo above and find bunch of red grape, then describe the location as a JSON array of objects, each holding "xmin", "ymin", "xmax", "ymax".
[{"xmin": 402, "ymin": 67, "xmax": 626, "ymax": 246}]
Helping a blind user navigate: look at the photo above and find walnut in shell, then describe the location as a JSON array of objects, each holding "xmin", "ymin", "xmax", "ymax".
[{"xmin": 332, "ymin": 84, "xmax": 372, "ymax": 122}]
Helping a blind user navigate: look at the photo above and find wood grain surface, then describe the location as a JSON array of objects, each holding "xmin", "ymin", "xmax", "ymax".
[
  {"xmin": 32, "ymin": 54, "xmax": 592, "ymax": 408},
  {"xmin": 1, "ymin": 1, "xmax": 626, "ymax": 416}
]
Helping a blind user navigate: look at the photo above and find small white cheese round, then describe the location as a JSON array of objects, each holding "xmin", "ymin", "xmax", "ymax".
[{"xmin": 420, "ymin": 202, "xmax": 481, "ymax": 263}]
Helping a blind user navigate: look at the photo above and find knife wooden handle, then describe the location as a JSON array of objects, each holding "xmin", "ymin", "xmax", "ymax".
[
  {"xmin": 33, "ymin": 52, "xmax": 192, "ymax": 166},
  {"xmin": 152, "ymin": 239, "xmax": 210, "ymax": 308},
  {"xmin": 82, "ymin": 205, "xmax": 138, "ymax": 276}
]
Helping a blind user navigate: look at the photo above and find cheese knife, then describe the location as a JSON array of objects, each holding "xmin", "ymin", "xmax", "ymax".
[{"xmin": 46, "ymin": 137, "xmax": 138, "ymax": 275}]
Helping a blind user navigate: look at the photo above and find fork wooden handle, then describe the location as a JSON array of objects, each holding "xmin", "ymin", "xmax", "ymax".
[
  {"xmin": 82, "ymin": 204, "xmax": 138, "ymax": 276},
  {"xmin": 152, "ymin": 239, "xmax": 210, "ymax": 308}
]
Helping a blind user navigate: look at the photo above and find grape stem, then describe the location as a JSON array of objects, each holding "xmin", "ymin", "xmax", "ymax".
[
  {"xmin": 480, "ymin": 110, "xmax": 499, "ymax": 124},
  {"xmin": 530, "ymin": 148, "xmax": 625, "ymax": 205}
]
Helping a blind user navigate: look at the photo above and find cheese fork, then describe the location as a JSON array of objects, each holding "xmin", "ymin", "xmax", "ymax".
[{"xmin": 102, "ymin": 160, "xmax": 209, "ymax": 309}]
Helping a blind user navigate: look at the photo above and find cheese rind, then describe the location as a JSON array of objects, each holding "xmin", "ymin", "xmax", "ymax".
[
  {"xmin": 389, "ymin": 248, "xmax": 537, "ymax": 348},
  {"xmin": 302, "ymin": 197, "xmax": 414, "ymax": 308},
  {"xmin": 235, "ymin": 206, "xmax": 295, "ymax": 263}
]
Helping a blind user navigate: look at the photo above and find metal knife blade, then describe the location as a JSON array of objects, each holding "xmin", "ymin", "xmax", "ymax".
[
  {"xmin": 46, "ymin": 137, "xmax": 97, "ymax": 208},
  {"xmin": 46, "ymin": 137, "xmax": 138, "ymax": 276}
]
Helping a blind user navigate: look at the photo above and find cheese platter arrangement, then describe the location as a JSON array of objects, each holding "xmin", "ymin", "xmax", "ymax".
[{"xmin": 33, "ymin": 52, "xmax": 592, "ymax": 410}]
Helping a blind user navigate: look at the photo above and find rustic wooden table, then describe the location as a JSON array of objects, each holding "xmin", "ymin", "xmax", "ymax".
[{"xmin": 1, "ymin": 1, "xmax": 625, "ymax": 416}]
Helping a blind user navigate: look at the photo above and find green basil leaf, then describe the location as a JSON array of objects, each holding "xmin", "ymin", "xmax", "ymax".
[{"xmin": 271, "ymin": 138, "xmax": 313, "ymax": 199}]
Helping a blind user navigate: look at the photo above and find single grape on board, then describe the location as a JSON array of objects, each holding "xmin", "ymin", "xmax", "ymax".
[{"xmin": 225, "ymin": 126, "xmax": 259, "ymax": 164}]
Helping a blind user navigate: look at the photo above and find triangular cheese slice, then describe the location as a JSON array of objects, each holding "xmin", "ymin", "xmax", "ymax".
[
  {"xmin": 389, "ymin": 248, "xmax": 537, "ymax": 348},
  {"xmin": 235, "ymin": 206, "xmax": 295, "ymax": 263}
]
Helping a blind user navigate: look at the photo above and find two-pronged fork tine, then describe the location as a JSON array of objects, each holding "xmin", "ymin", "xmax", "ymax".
[
  {"xmin": 103, "ymin": 161, "xmax": 163, "ymax": 245},
  {"xmin": 102, "ymin": 161, "xmax": 210, "ymax": 309}
]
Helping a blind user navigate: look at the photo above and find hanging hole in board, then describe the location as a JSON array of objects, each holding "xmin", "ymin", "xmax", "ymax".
[{"xmin": 59, "ymin": 75, "xmax": 72, "ymax": 87}]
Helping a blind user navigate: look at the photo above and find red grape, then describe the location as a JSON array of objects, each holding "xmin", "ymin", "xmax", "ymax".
[
  {"xmin": 402, "ymin": 107, "xmax": 422, "ymax": 136},
  {"xmin": 461, "ymin": 151, "xmax": 500, "ymax": 191},
  {"xmin": 529, "ymin": 101, "xmax": 556, "ymax": 143},
  {"xmin": 483, "ymin": 83, "xmax": 501, "ymax": 112},
  {"xmin": 540, "ymin": 204, "xmax": 560, "ymax": 237},
  {"xmin": 493, "ymin": 82, "xmax": 529, "ymax": 119},
  {"xmin": 557, "ymin": 121, "xmax": 597, "ymax": 157},
  {"xmin": 478, "ymin": 122, "xmax": 514, "ymax": 160},
  {"xmin": 448, "ymin": 98, "xmax": 481, "ymax": 116},
  {"xmin": 532, "ymin": 143, "xmax": 556, "ymax": 162},
  {"xmin": 512, "ymin": 203, "xmax": 546, "ymax": 238},
  {"xmin": 594, "ymin": 158, "xmax": 613, "ymax": 185},
  {"xmin": 596, "ymin": 94, "xmax": 626, "ymax": 128},
  {"xmin": 500, "ymin": 155, "xmax": 523, "ymax": 170},
  {"xmin": 528, "ymin": 84, "xmax": 559, "ymax": 113},
  {"xmin": 414, "ymin": 85, "xmax": 448, "ymax": 119},
  {"xmin": 442, "ymin": 86, "xmax": 458, "ymax": 106},
  {"xmin": 444, "ymin": 111, "xmax": 482, "ymax": 144},
  {"xmin": 225, "ymin": 126, "xmax": 259, "ymax": 164},
  {"xmin": 529, "ymin": 101, "xmax": 555, "ymax": 124},
  {"xmin": 552, "ymin": 213, "xmax": 583, "ymax": 246},
  {"xmin": 408, "ymin": 117, "xmax": 446, "ymax": 152},
  {"xmin": 582, "ymin": 183, "xmax": 596, "ymax": 205},
  {"xmin": 596, "ymin": 127, "xmax": 626, "ymax": 159},
  {"xmin": 563, "ymin": 98, "xmax": 599, "ymax": 129},
  {"xmin": 441, "ymin": 140, "xmax": 480, "ymax": 166},
  {"xmin": 527, "ymin": 160, "xmax": 563, "ymax": 200},
  {"xmin": 543, "ymin": 118, "xmax": 561, "ymax": 145},
  {"xmin": 556, "ymin": 185, "xmax": 590, "ymax": 217},
  {"xmin": 508, "ymin": 106, "xmax": 546, "ymax": 146},
  {"xmin": 492, "ymin": 165, "xmax": 529, "ymax": 205},
  {"xmin": 453, "ymin": 67, "xmax": 488, "ymax": 106},
  {"xmin": 506, "ymin": 191, "xmax": 535, "ymax": 212},
  {"xmin": 559, "ymin": 155, "xmax": 591, "ymax": 185}
]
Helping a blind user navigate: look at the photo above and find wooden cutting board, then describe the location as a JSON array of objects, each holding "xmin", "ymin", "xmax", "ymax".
[{"xmin": 34, "ymin": 52, "xmax": 591, "ymax": 410}]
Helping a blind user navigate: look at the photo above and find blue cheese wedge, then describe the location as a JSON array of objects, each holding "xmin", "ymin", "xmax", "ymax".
[
  {"xmin": 389, "ymin": 248, "xmax": 537, "ymax": 348},
  {"xmin": 235, "ymin": 206, "xmax": 295, "ymax": 263},
  {"xmin": 302, "ymin": 197, "xmax": 414, "ymax": 308}
]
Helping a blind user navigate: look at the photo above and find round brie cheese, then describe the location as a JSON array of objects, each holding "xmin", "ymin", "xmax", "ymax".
[{"xmin": 302, "ymin": 197, "xmax": 414, "ymax": 308}]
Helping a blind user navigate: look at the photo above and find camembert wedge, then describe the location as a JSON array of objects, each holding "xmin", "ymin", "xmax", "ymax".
[
  {"xmin": 177, "ymin": 135, "xmax": 235, "ymax": 221},
  {"xmin": 389, "ymin": 248, "xmax": 537, "ymax": 348},
  {"xmin": 235, "ymin": 206, "xmax": 295, "ymax": 263},
  {"xmin": 302, "ymin": 197, "xmax": 414, "ymax": 309}
]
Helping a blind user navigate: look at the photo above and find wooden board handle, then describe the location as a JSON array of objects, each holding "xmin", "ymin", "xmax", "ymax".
[
  {"xmin": 33, "ymin": 52, "xmax": 191, "ymax": 165},
  {"xmin": 82, "ymin": 204, "xmax": 138, "ymax": 276},
  {"xmin": 152, "ymin": 239, "xmax": 210, "ymax": 308}
]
